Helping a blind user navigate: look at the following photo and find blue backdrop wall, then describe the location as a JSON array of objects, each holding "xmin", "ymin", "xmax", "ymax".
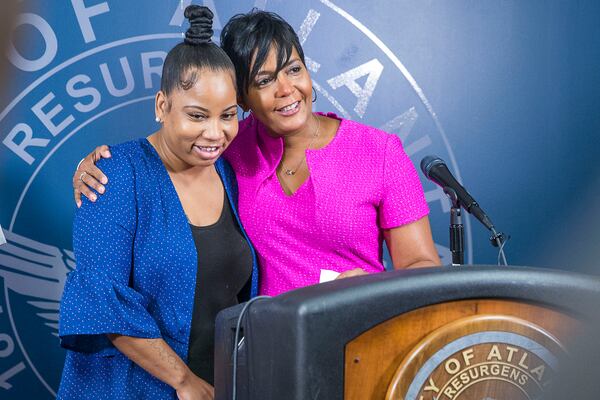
[{"xmin": 0, "ymin": 1, "xmax": 598, "ymax": 397}]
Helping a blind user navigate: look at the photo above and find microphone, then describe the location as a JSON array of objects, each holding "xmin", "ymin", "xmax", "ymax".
[{"xmin": 420, "ymin": 156, "xmax": 494, "ymax": 231}]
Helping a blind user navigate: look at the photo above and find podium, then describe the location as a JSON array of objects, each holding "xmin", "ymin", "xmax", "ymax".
[{"xmin": 214, "ymin": 266, "xmax": 600, "ymax": 399}]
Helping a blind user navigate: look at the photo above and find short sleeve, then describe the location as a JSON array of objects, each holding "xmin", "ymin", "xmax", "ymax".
[
  {"xmin": 379, "ymin": 135, "xmax": 429, "ymax": 229},
  {"xmin": 59, "ymin": 146, "xmax": 161, "ymax": 355}
]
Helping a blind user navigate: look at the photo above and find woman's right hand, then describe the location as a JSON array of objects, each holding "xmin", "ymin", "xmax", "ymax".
[
  {"xmin": 73, "ymin": 145, "xmax": 111, "ymax": 207},
  {"xmin": 176, "ymin": 373, "xmax": 215, "ymax": 400},
  {"xmin": 335, "ymin": 268, "xmax": 368, "ymax": 280}
]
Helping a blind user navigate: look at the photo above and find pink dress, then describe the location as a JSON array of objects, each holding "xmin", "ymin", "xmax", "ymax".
[{"xmin": 224, "ymin": 113, "xmax": 429, "ymax": 296}]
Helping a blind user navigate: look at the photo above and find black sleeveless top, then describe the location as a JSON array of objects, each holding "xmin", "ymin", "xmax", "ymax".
[{"xmin": 187, "ymin": 192, "xmax": 253, "ymax": 384}]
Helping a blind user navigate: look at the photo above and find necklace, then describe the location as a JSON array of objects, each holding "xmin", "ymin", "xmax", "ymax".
[{"xmin": 281, "ymin": 115, "xmax": 321, "ymax": 176}]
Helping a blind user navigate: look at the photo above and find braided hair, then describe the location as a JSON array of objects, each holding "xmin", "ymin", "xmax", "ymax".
[{"xmin": 160, "ymin": 5, "xmax": 235, "ymax": 96}]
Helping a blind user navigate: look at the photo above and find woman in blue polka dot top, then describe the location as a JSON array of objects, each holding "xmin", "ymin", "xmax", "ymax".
[{"xmin": 57, "ymin": 6, "xmax": 258, "ymax": 399}]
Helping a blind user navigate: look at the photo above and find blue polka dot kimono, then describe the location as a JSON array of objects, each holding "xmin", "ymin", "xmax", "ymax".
[{"xmin": 57, "ymin": 139, "xmax": 259, "ymax": 399}]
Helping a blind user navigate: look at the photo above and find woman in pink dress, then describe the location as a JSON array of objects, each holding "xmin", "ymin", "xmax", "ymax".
[{"xmin": 73, "ymin": 9, "xmax": 441, "ymax": 296}]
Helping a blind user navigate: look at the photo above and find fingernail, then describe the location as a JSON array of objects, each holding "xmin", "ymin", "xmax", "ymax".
[
  {"xmin": 98, "ymin": 186, "xmax": 105, "ymax": 194},
  {"xmin": 77, "ymin": 201, "xmax": 81, "ymax": 208},
  {"xmin": 103, "ymin": 151, "xmax": 111, "ymax": 158},
  {"xmin": 101, "ymin": 177, "xmax": 108, "ymax": 184},
  {"xmin": 91, "ymin": 194, "xmax": 97, "ymax": 201}
]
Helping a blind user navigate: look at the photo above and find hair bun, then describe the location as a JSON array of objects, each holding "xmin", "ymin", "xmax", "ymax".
[{"xmin": 184, "ymin": 5, "xmax": 214, "ymax": 45}]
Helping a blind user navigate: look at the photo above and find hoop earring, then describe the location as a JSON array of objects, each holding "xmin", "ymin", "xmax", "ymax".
[{"xmin": 312, "ymin": 88, "xmax": 317, "ymax": 103}]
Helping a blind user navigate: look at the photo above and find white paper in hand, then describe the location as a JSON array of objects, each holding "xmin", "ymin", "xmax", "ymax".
[{"xmin": 319, "ymin": 269, "xmax": 340, "ymax": 283}]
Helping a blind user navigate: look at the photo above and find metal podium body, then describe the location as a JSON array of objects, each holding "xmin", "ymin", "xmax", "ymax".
[{"xmin": 214, "ymin": 266, "xmax": 600, "ymax": 399}]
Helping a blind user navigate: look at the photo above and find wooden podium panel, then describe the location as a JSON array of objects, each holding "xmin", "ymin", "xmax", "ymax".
[{"xmin": 345, "ymin": 299, "xmax": 579, "ymax": 400}]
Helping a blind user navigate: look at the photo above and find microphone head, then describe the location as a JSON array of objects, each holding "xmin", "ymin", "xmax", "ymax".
[{"xmin": 420, "ymin": 155, "xmax": 445, "ymax": 178}]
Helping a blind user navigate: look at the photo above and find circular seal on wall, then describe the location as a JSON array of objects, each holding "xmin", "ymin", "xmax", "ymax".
[{"xmin": 0, "ymin": 1, "xmax": 465, "ymax": 398}]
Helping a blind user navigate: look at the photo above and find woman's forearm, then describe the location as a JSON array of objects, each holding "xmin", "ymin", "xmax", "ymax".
[
  {"xmin": 384, "ymin": 217, "xmax": 442, "ymax": 269},
  {"xmin": 405, "ymin": 259, "xmax": 441, "ymax": 269},
  {"xmin": 107, "ymin": 334, "xmax": 192, "ymax": 390}
]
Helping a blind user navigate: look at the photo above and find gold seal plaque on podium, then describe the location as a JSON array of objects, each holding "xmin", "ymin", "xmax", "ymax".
[{"xmin": 345, "ymin": 300, "xmax": 573, "ymax": 399}]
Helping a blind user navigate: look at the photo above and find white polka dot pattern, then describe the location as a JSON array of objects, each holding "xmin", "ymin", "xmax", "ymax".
[{"xmin": 58, "ymin": 138, "xmax": 258, "ymax": 399}]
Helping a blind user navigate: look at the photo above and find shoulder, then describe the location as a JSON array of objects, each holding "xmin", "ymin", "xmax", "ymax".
[
  {"xmin": 333, "ymin": 115, "xmax": 398, "ymax": 155},
  {"xmin": 76, "ymin": 141, "xmax": 148, "ymax": 217},
  {"xmin": 97, "ymin": 138, "xmax": 154, "ymax": 178},
  {"xmin": 103, "ymin": 138, "xmax": 149, "ymax": 161},
  {"xmin": 343, "ymin": 118, "xmax": 393, "ymax": 141},
  {"xmin": 86, "ymin": 139, "xmax": 152, "ymax": 204}
]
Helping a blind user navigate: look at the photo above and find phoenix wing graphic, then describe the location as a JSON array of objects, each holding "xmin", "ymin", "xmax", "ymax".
[
  {"xmin": 0, "ymin": 225, "xmax": 6, "ymax": 246},
  {"xmin": 0, "ymin": 230, "xmax": 74, "ymax": 337}
]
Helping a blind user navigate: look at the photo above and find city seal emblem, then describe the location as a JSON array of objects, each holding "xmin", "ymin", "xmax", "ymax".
[{"xmin": 0, "ymin": 1, "xmax": 465, "ymax": 398}]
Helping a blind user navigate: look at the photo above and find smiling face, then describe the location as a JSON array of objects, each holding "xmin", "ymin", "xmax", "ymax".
[
  {"xmin": 242, "ymin": 46, "xmax": 314, "ymax": 138},
  {"xmin": 155, "ymin": 68, "xmax": 238, "ymax": 168}
]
